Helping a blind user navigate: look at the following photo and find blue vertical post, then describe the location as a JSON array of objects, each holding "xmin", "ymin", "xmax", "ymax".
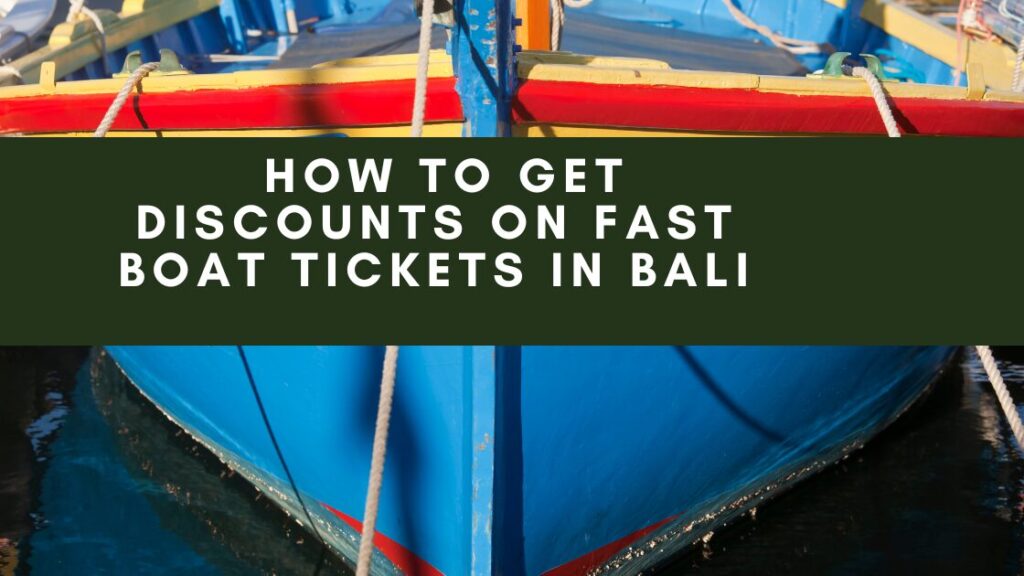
[
  {"xmin": 450, "ymin": 0, "xmax": 516, "ymax": 136},
  {"xmin": 468, "ymin": 346, "xmax": 525, "ymax": 576}
]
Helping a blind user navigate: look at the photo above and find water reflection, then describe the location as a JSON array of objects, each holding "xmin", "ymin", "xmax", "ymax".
[{"xmin": 663, "ymin": 351, "xmax": 1024, "ymax": 574}]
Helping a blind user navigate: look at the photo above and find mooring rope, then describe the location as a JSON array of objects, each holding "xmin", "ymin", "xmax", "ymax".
[
  {"xmin": 975, "ymin": 346, "xmax": 1024, "ymax": 451},
  {"xmin": 92, "ymin": 61, "xmax": 159, "ymax": 137},
  {"xmin": 550, "ymin": 0, "xmax": 591, "ymax": 51},
  {"xmin": 410, "ymin": 0, "xmax": 435, "ymax": 137},
  {"xmin": 550, "ymin": 0, "xmax": 564, "ymax": 51},
  {"xmin": 355, "ymin": 346, "xmax": 400, "ymax": 576},
  {"xmin": 720, "ymin": 0, "xmax": 825, "ymax": 55},
  {"xmin": 67, "ymin": 0, "xmax": 108, "ymax": 75},
  {"xmin": 845, "ymin": 65, "xmax": 901, "ymax": 138},
  {"xmin": 1013, "ymin": 40, "xmax": 1024, "ymax": 92}
]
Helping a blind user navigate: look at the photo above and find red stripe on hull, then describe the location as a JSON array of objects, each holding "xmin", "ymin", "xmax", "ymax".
[
  {"xmin": 512, "ymin": 79, "xmax": 1024, "ymax": 136},
  {"xmin": 0, "ymin": 78, "xmax": 462, "ymax": 134},
  {"xmin": 321, "ymin": 502, "xmax": 445, "ymax": 576},
  {"xmin": 541, "ymin": 515, "xmax": 679, "ymax": 576}
]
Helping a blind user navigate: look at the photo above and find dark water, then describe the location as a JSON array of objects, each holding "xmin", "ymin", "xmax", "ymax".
[{"xmin": 0, "ymin": 347, "xmax": 1022, "ymax": 575}]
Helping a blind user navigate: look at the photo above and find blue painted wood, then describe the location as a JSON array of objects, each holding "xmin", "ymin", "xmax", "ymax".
[
  {"xmin": 49, "ymin": 0, "xmax": 973, "ymax": 92},
  {"xmin": 107, "ymin": 345, "xmax": 956, "ymax": 576},
  {"xmin": 450, "ymin": 0, "xmax": 515, "ymax": 136}
]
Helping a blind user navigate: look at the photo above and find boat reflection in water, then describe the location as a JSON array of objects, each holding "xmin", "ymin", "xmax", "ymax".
[{"xmin": 25, "ymin": 349, "xmax": 349, "ymax": 576}]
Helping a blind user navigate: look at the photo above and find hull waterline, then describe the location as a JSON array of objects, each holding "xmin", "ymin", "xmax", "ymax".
[{"xmin": 106, "ymin": 345, "xmax": 957, "ymax": 576}]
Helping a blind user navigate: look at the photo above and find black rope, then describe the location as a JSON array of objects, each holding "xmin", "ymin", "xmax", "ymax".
[{"xmin": 236, "ymin": 345, "xmax": 327, "ymax": 549}]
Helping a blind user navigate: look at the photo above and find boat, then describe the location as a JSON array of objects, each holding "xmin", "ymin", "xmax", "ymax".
[
  {"xmin": 1, "ymin": 0, "xmax": 1024, "ymax": 135},
  {"xmin": 0, "ymin": 0, "xmax": 57, "ymax": 63},
  {"xmin": 106, "ymin": 345, "xmax": 958, "ymax": 575}
]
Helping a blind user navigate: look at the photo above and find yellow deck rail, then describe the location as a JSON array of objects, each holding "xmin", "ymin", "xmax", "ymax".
[{"xmin": 2, "ymin": 0, "xmax": 220, "ymax": 86}]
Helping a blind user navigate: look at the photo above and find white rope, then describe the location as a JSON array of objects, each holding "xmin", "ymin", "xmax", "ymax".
[
  {"xmin": 355, "ymin": 346, "xmax": 400, "ymax": 576},
  {"xmin": 847, "ymin": 65, "xmax": 901, "ymax": 138},
  {"xmin": 410, "ymin": 0, "xmax": 435, "ymax": 137},
  {"xmin": 1013, "ymin": 40, "xmax": 1024, "ymax": 92},
  {"xmin": 93, "ymin": 62, "xmax": 160, "ymax": 137},
  {"xmin": 721, "ymin": 0, "xmax": 825, "ymax": 55},
  {"xmin": 67, "ymin": 0, "xmax": 108, "ymax": 74},
  {"xmin": 550, "ymin": 0, "xmax": 565, "ymax": 51},
  {"xmin": 550, "ymin": 0, "xmax": 589, "ymax": 50},
  {"xmin": 975, "ymin": 346, "xmax": 1024, "ymax": 451}
]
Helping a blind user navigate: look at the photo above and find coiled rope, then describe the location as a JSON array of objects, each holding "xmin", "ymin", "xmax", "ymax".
[
  {"xmin": 975, "ymin": 346, "xmax": 1024, "ymax": 451},
  {"xmin": 92, "ymin": 61, "xmax": 159, "ymax": 137},
  {"xmin": 720, "ymin": 0, "xmax": 825, "ymax": 55},
  {"xmin": 845, "ymin": 64, "xmax": 901, "ymax": 138},
  {"xmin": 355, "ymin": 346, "xmax": 400, "ymax": 576}
]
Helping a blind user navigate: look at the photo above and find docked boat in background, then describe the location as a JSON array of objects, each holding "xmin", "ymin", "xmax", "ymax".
[
  {"xmin": 0, "ymin": 0, "xmax": 57, "ymax": 63},
  {"xmin": 107, "ymin": 346, "xmax": 957, "ymax": 576},
  {"xmin": 1, "ymin": 0, "xmax": 1024, "ymax": 135}
]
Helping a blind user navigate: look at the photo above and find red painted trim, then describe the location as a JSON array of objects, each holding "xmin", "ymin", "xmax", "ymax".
[
  {"xmin": 541, "ymin": 515, "xmax": 679, "ymax": 576},
  {"xmin": 512, "ymin": 79, "xmax": 1024, "ymax": 136},
  {"xmin": 321, "ymin": 502, "xmax": 445, "ymax": 576},
  {"xmin": 0, "ymin": 78, "xmax": 462, "ymax": 134}
]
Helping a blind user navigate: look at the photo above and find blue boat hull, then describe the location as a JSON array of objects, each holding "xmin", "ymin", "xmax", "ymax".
[
  {"xmin": 106, "ymin": 346, "xmax": 957, "ymax": 576},
  {"xmin": 51, "ymin": 0, "xmax": 960, "ymax": 86}
]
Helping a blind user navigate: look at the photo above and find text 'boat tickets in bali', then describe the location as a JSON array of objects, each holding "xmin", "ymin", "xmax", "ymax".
[{"xmin": 119, "ymin": 156, "xmax": 748, "ymax": 290}]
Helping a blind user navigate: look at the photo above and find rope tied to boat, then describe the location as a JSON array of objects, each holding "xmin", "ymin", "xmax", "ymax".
[
  {"xmin": 1013, "ymin": 40, "xmax": 1024, "ymax": 92},
  {"xmin": 93, "ymin": 61, "xmax": 160, "ymax": 137},
  {"xmin": 720, "ymin": 0, "xmax": 827, "ymax": 55},
  {"xmin": 67, "ymin": 0, "xmax": 108, "ymax": 75},
  {"xmin": 355, "ymin": 346, "xmax": 400, "ymax": 576},
  {"xmin": 410, "ymin": 0, "xmax": 435, "ymax": 136},
  {"xmin": 549, "ymin": 0, "xmax": 592, "ymax": 51},
  {"xmin": 975, "ymin": 346, "xmax": 1024, "ymax": 451},
  {"xmin": 842, "ymin": 64, "xmax": 901, "ymax": 138}
]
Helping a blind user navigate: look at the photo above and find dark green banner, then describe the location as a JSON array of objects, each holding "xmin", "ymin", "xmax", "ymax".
[{"xmin": 1, "ymin": 138, "xmax": 1021, "ymax": 344}]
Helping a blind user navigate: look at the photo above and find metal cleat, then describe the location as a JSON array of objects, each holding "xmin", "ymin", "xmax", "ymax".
[
  {"xmin": 811, "ymin": 52, "xmax": 890, "ymax": 81},
  {"xmin": 114, "ymin": 48, "xmax": 191, "ymax": 77}
]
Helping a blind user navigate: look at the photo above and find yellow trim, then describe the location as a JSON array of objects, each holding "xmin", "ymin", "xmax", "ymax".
[
  {"xmin": 823, "ymin": 0, "xmax": 846, "ymax": 8},
  {"xmin": 6, "ymin": 0, "xmax": 220, "ymax": 85},
  {"xmin": 513, "ymin": 124, "xmax": 802, "ymax": 137},
  {"xmin": 39, "ymin": 62, "xmax": 56, "ymax": 90},
  {"xmin": 860, "ymin": 0, "xmax": 1018, "ymax": 90},
  {"xmin": 0, "ymin": 51, "xmax": 454, "ymax": 99},
  {"xmin": 966, "ymin": 62, "xmax": 985, "ymax": 100},
  {"xmin": 50, "ymin": 10, "xmax": 120, "ymax": 48},
  {"xmin": 519, "ymin": 56, "xmax": 1024, "ymax": 104},
  {"xmin": 519, "ymin": 51, "xmax": 670, "ymax": 70},
  {"xmin": 24, "ymin": 123, "xmax": 465, "ymax": 137}
]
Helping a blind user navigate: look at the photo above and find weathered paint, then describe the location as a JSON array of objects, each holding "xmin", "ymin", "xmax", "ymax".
[
  {"xmin": 107, "ymin": 346, "xmax": 955, "ymax": 576},
  {"xmin": 451, "ymin": 0, "xmax": 514, "ymax": 136},
  {"xmin": 470, "ymin": 347, "xmax": 497, "ymax": 576}
]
